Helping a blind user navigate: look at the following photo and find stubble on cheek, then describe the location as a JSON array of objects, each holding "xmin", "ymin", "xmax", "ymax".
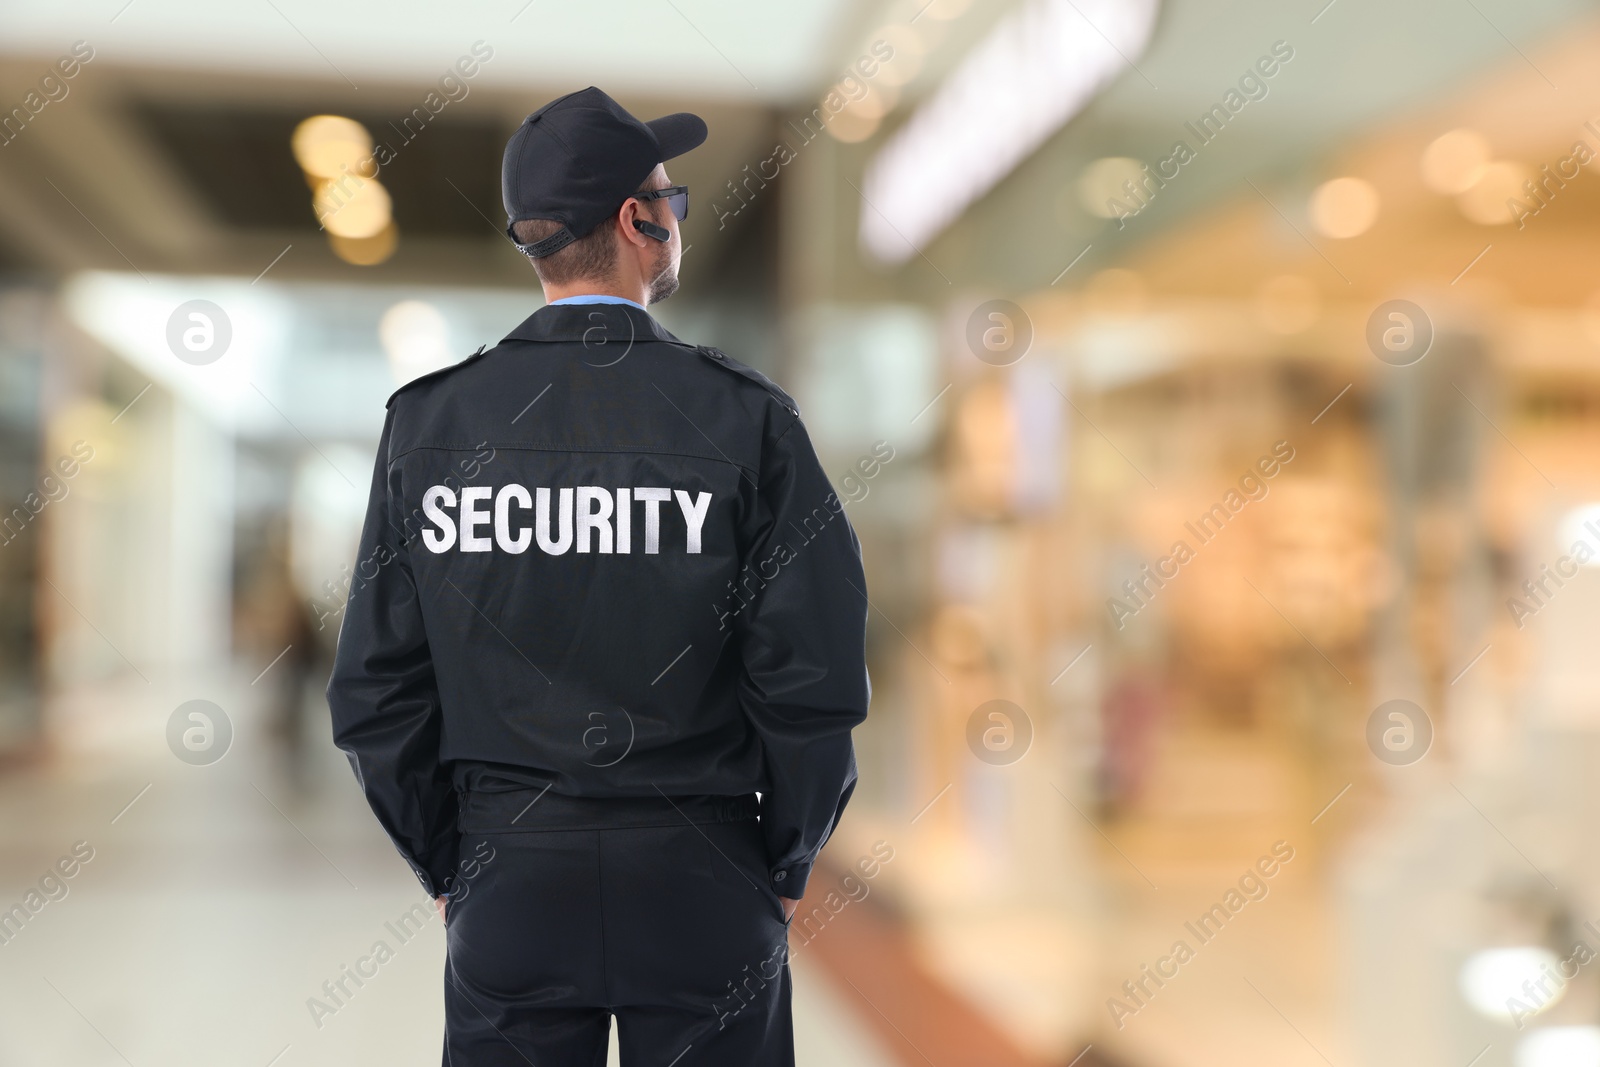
[{"xmin": 647, "ymin": 241, "xmax": 680, "ymax": 304}]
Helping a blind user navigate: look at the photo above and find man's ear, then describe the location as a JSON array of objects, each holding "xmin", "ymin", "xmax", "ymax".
[{"xmin": 618, "ymin": 199, "xmax": 653, "ymax": 250}]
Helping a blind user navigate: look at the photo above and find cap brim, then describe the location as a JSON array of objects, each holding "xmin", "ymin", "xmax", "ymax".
[{"xmin": 646, "ymin": 112, "xmax": 708, "ymax": 161}]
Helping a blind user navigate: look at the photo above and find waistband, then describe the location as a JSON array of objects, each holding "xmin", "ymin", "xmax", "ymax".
[{"xmin": 458, "ymin": 788, "xmax": 761, "ymax": 833}]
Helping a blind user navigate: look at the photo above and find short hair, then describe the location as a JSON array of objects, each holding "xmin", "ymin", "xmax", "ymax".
[
  {"xmin": 513, "ymin": 217, "xmax": 618, "ymax": 287},
  {"xmin": 513, "ymin": 175, "xmax": 667, "ymax": 287}
]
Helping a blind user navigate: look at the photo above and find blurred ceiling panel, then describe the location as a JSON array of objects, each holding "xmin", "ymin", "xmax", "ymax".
[
  {"xmin": 0, "ymin": 0, "xmax": 859, "ymax": 102},
  {"xmin": 136, "ymin": 102, "xmax": 504, "ymax": 238}
]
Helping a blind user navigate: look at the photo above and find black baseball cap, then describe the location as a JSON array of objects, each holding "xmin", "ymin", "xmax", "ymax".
[{"xmin": 502, "ymin": 86, "xmax": 707, "ymax": 258}]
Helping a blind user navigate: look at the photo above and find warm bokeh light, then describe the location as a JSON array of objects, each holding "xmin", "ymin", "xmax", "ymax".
[
  {"xmin": 845, "ymin": 82, "xmax": 898, "ymax": 122},
  {"xmin": 868, "ymin": 24, "xmax": 923, "ymax": 86},
  {"xmin": 1078, "ymin": 157, "xmax": 1146, "ymax": 218},
  {"xmin": 314, "ymin": 176, "xmax": 393, "ymax": 239},
  {"xmin": 1456, "ymin": 160, "xmax": 1529, "ymax": 225},
  {"xmin": 1310, "ymin": 176, "xmax": 1380, "ymax": 238},
  {"xmin": 291, "ymin": 114, "xmax": 376, "ymax": 180},
  {"xmin": 329, "ymin": 219, "xmax": 398, "ymax": 265},
  {"xmin": 379, "ymin": 299, "xmax": 452, "ymax": 383},
  {"xmin": 1421, "ymin": 127, "xmax": 1490, "ymax": 194},
  {"xmin": 825, "ymin": 105, "xmax": 880, "ymax": 143}
]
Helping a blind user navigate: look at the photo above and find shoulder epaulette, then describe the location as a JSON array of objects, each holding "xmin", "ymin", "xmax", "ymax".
[
  {"xmin": 385, "ymin": 344, "xmax": 492, "ymax": 409},
  {"xmin": 693, "ymin": 345, "xmax": 799, "ymax": 417}
]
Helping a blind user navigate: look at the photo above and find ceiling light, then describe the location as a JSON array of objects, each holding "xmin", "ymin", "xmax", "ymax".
[
  {"xmin": 1422, "ymin": 128, "xmax": 1490, "ymax": 194},
  {"xmin": 1078, "ymin": 157, "xmax": 1146, "ymax": 218},
  {"xmin": 315, "ymin": 177, "xmax": 392, "ymax": 239},
  {"xmin": 1310, "ymin": 177, "xmax": 1379, "ymax": 238},
  {"xmin": 1459, "ymin": 946, "xmax": 1563, "ymax": 1023},
  {"xmin": 329, "ymin": 221, "xmax": 398, "ymax": 267},
  {"xmin": 1557, "ymin": 504, "xmax": 1600, "ymax": 566},
  {"xmin": 292, "ymin": 115, "xmax": 375, "ymax": 180},
  {"xmin": 860, "ymin": 0, "xmax": 1160, "ymax": 263},
  {"xmin": 1515, "ymin": 1026, "xmax": 1600, "ymax": 1067}
]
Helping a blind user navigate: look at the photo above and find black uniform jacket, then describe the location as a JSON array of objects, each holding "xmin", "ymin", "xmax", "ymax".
[{"xmin": 327, "ymin": 301, "xmax": 870, "ymax": 901}]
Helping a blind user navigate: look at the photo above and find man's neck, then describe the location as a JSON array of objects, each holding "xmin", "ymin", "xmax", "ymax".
[{"xmin": 542, "ymin": 278, "xmax": 649, "ymax": 306}]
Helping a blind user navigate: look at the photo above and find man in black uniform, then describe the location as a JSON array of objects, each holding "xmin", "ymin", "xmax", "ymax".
[{"xmin": 327, "ymin": 86, "xmax": 870, "ymax": 1066}]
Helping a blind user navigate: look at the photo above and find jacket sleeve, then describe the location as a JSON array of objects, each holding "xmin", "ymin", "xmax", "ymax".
[
  {"xmin": 735, "ymin": 413, "xmax": 871, "ymax": 899},
  {"xmin": 326, "ymin": 409, "xmax": 459, "ymax": 898}
]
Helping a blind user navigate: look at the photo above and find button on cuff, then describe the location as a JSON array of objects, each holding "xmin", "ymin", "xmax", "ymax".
[{"xmin": 770, "ymin": 863, "xmax": 812, "ymax": 898}]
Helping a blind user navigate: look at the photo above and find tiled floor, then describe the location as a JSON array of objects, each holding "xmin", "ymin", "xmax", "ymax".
[
  {"xmin": 2, "ymin": 673, "xmax": 1353, "ymax": 1067},
  {"xmin": 0, "ymin": 679, "xmax": 895, "ymax": 1067}
]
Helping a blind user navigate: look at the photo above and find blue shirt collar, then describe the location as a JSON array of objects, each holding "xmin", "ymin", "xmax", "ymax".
[
  {"xmin": 547, "ymin": 294, "xmax": 647, "ymax": 312},
  {"xmin": 503, "ymin": 302, "xmax": 683, "ymax": 346}
]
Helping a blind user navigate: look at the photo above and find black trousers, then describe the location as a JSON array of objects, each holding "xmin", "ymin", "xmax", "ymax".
[{"xmin": 442, "ymin": 789, "xmax": 795, "ymax": 1066}]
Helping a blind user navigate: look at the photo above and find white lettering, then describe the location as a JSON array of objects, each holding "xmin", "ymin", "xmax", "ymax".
[
  {"xmin": 419, "ymin": 484, "xmax": 708, "ymax": 556},
  {"xmin": 536, "ymin": 487, "xmax": 573, "ymax": 554},
  {"xmin": 460, "ymin": 486, "xmax": 492, "ymax": 551},
  {"xmin": 674, "ymin": 490, "xmax": 711, "ymax": 555},
  {"xmin": 614, "ymin": 487, "xmax": 631, "ymax": 554},
  {"xmin": 422, "ymin": 486, "xmax": 456, "ymax": 552},
  {"xmin": 495, "ymin": 484, "xmax": 531, "ymax": 554},
  {"xmin": 635, "ymin": 487, "xmax": 671, "ymax": 554},
  {"xmin": 576, "ymin": 486, "xmax": 613, "ymax": 554}
]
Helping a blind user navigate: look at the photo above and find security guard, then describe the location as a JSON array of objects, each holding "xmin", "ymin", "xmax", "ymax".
[{"xmin": 327, "ymin": 86, "xmax": 870, "ymax": 1066}]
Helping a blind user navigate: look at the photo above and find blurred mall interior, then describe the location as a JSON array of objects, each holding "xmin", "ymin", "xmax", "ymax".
[{"xmin": 5, "ymin": 0, "xmax": 1600, "ymax": 1064}]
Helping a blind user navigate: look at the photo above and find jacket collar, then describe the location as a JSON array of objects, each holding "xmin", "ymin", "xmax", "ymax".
[{"xmin": 502, "ymin": 302, "xmax": 684, "ymax": 346}]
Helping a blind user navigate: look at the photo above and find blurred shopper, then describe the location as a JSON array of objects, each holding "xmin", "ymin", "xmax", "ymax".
[
  {"xmin": 237, "ymin": 520, "xmax": 321, "ymax": 790},
  {"xmin": 327, "ymin": 87, "xmax": 870, "ymax": 1066}
]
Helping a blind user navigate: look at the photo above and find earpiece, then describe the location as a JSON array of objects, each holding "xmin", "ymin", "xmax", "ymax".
[{"xmin": 633, "ymin": 219, "xmax": 671, "ymax": 243}]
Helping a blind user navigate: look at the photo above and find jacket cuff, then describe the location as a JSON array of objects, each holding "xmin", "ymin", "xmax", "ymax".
[
  {"xmin": 412, "ymin": 857, "xmax": 456, "ymax": 900},
  {"xmin": 409, "ymin": 863, "xmax": 438, "ymax": 899},
  {"xmin": 770, "ymin": 861, "xmax": 812, "ymax": 898}
]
